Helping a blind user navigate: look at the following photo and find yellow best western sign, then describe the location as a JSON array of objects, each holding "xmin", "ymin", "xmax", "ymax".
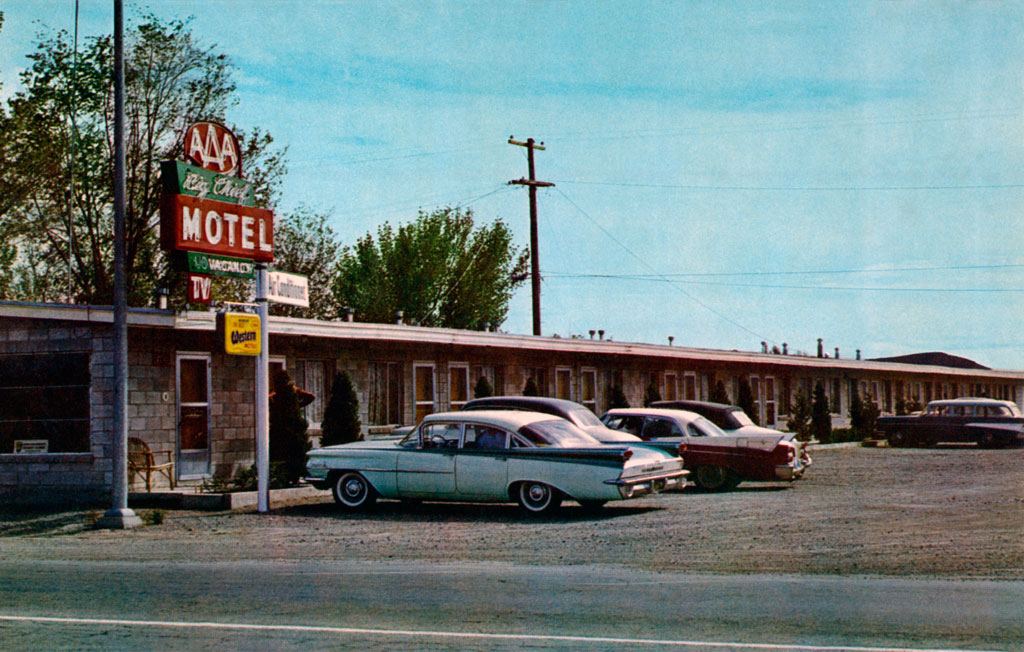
[{"xmin": 224, "ymin": 312, "xmax": 261, "ymax": 356}]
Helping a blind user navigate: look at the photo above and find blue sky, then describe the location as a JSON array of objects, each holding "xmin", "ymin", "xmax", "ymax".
[{"xmin": 4, "ymin": 1, "xmax": 1024, "ymax": 368}]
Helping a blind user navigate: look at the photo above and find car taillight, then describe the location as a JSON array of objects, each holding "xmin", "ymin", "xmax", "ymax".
[
  {"xmin": 774, "ymin": 444, "xmax": 794, "ymax": 463},
  {"xmin": 622, "ymin": 449, "xmax": 633, "ymax": 462},
  {"xmin": 677, "ymin": 442, "xmax": 687, "ymax": 455}
]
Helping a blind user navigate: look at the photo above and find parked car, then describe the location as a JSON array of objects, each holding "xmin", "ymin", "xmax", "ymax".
[
  {"xmin": 462, "ymin": 396, "xmax": 642, "ymax": 443},
  {"xmin": 601, "ymin": 407, "xmax": 809, "ymax": 491},
  {"xmin": 305, "ymin": 410, "xmax": 687, "ymax": 514},
  {"xmin": 651, "ymin": 400, "xmax": 788, "ymax": 438},
  {"xmin": 876, "ymin": 397, "xmax": 1024, "ymax": 448}
]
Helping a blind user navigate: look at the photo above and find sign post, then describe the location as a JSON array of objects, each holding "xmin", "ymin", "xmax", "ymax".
[{"xmin": 255, "ymin": 264, "xmax": 270, "ymax": 513}]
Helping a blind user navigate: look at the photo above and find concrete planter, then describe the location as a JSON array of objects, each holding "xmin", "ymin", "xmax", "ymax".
[{"xmin": 129, "ymin": 484, "xmax": 325, "ymax": 511}]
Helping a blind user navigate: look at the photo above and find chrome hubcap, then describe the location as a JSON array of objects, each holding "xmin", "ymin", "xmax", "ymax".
[
  {"xmin": 528, "ymin": 484, "xmax": 547, "ymax": 502},
  {"xmin": 344, "ymin": 478, "xmax": 363, "ymax": 497}
]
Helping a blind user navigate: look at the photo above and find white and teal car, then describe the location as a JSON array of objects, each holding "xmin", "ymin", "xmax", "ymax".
[{"xmin": 305, "ymin": 410, "xmax": 687, "ymax": 514}]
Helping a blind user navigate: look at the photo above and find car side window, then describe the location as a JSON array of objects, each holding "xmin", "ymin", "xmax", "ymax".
[
  {"xmin": 463, "ymin": 424, "xmax": 508, "ymax": 449},
  {"xmin": 685, "ymin": 423, "xmax": 706, "ymax": 437},
  {"xmin": 420, "ymin": 422, "xmax": 462, "ymax": 448},
  {"xmin": 615, "ymin": 415, "xmax": 645, "ymax": 436},
  {"xmin": 642, "ymin": 418, "xmax": 682, "ymax": 440}
]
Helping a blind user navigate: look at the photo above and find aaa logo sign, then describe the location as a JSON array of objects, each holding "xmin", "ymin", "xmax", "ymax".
[
  {"xmin": 185, "ymin": 122, "xmax": 241, "ymax": 176},
  {"xmin": 224, "ymin": 313, "xmax": 261, "ymax": 356}
]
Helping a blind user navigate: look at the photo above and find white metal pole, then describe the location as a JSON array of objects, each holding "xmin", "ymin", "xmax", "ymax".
[{"xmin": 255, "ymin": 264, "xmax": 270, "ymax": 512}]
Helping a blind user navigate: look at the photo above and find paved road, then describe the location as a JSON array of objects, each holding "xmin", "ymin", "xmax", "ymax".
[{"xmin": 1, "ymin": 559, "xmax": 1020, "ymax": 651}]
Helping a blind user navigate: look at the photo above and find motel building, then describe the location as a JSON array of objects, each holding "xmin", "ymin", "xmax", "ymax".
[{"xmin": 2, "ymin": 300, "xmax": 1024, "ymax": 504}]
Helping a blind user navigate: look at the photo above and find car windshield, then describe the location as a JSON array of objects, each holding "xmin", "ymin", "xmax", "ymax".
[
  {"xmin": 567, "ymin": 406, "xmax": 603, "ymax": 427},
  {"xmin": 691, "ymin": 417, "xmax": 726, "ymax": 437},
  {"xmin": 518, "ymin": 419, "xmax": 601, "ymax": 447},
  {"xmin": 730, "ymin": 411, "xmax": 754, "ymax": 427}
]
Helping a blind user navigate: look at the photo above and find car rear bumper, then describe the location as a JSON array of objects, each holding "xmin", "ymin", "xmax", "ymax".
[{"xmin": 605, "ymin": 469, "xmax": 689, "ymax": 498}]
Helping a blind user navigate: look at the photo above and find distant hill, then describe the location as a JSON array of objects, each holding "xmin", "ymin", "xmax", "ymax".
[{"xmin": 869, "ymin": 352, "xmax": 990, "ymax": 370}]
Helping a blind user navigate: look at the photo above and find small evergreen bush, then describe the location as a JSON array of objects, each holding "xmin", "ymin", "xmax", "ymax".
[
  {"xmin": 811, "ymin": 381, "xmax": 832, "ymax": 443},
  {"xmin": 321, "ymin": 370, "xmax": 362, "ymax": 446},
  {"xmin": 474, "ymin": 375, "xmax": 494, "ymax": 399}
]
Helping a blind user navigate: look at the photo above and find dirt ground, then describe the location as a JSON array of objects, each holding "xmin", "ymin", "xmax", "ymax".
[{"xmin": 2, "ymin": 445, "xmax": 1023, "ymax": 579}]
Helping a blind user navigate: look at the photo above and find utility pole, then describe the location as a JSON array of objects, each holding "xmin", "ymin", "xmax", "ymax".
[
  {"xmin": 99, "ymin": 0, "xmax": 141, "ymax": 530},
  {"xmin": 508, "ymin": 136, "xmax": 554, "ymax": 336}
]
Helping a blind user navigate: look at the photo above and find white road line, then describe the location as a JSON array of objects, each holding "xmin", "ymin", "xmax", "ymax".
[
  {"xmin": 0, "ymin": 614, "xmax": 1007, "ymax": 650},
  {"xmin": 0, "ymin": 615, "xmax": 1004, "ymax": 652}
]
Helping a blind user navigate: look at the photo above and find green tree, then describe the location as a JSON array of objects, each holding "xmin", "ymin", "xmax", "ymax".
[
  {"xmin": 269, "ymin": 370, "xmax": 310, "ymax": 485},
  {"xmin": 332, "ymin": 206, "xmax": 529, "ymax": 329},
  {"xmin": 786, "ymin": 389, "xmax": 812, "ymax": 441},
  {"xmin": 708, "ymin": 379, "xmax": 730, "ymax": 404},
  {"xmin": 849, "ymin": 387, "xmax": 865, "ymax": 434},
  {"xmin": 270, "ymin": 208, "xmax": 341, "ymax": 319},
  {"xmin": 473, "ymin": 375, "xmax": 494, "ymax": 399},
  {"xmin": 0, "ymin": 13, "xmax": 285, "ymax": 305},
  {"xmin": 643, "ymin": 379, "xmax": 662, "ymax": 407},
  {"xmin": 320, "ymin": 370, "xmax": 362, "ymax": 446},
  {"xmin": 811, "ymin": 381, "xmax": 832, "ymax": 443},
  {"xmin": 737, "ymin": 378, "xmax": 759, "ymax": 425}
]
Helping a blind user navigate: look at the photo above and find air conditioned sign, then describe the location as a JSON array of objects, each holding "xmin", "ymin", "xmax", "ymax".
[
  {"xmin": 268, "ymin": 270, "xmax": 310, "ymax": 307},
  {"xmin": 224, "ymin": 312, "xmax": 261, "ymax": 356},
  {"xmin": 161, "ymin": 193, "xmax": 274, "ymax": 262}
]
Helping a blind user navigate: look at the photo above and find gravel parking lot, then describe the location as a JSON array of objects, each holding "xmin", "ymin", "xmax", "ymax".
[{"xmin": 3, "ymin": 445, "xmax": 1023, "ymax": 580}]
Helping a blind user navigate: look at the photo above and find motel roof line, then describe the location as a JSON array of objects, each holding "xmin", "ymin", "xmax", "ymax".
[{"xmin": 3, "ymin": 300, "xmax": 1022, "ymax": 380}]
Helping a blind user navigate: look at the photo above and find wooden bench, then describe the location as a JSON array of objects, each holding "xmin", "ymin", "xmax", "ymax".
[{"xmin": 128, "ymin": 437, "xmax": 175, "ymax": 492}]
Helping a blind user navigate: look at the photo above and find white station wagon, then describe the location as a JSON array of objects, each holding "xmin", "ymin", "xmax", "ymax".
[{"xmin": 305, "ymin": 410, "xmax": 687, "ymax": 514}]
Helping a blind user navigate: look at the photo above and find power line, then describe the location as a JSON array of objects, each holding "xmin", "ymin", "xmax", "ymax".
[
  {"xmin": 552, "ymin": 179, "xmax": 1024, "ymax": 192},
  {"xmin": 552, "ymin": 187, "xmax": 776, "ymax": 345},
  {"xmin": 547, "ymin": 263, "xmax": 1024, "ymax": 278},
  {"xmin": 543, "ymin": 273, "xmax": 1024, "ymax": 293}
]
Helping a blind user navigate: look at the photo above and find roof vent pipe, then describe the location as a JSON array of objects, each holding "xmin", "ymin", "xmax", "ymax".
[
  {"xmin": 761, "ymin": 341, "xmax": 767, "ymax": 353},
  {"xmin": 835, "ymin": 347, "xmax": 840, "ymax": 359},
  {"xmin": 783, "ymin": 343, "xmax": 788, "ymax": 355},
  {"xmin": 598, "ymin": 330, "xmax": 605, "ymax": 340},
  {"xmin": 668, "ymin": 336, "xmax": 674, "ymax": 346},
  {"xmin": 817, "ymin": 338, "xmax": 824, "ymax": 358},
  {"xmin": 589, "ymin": 330, "xmax": 596, "ymax": 339},
  {"xmin": 856, "ymin": 349, "xmax": 861, "ymax": 360}
]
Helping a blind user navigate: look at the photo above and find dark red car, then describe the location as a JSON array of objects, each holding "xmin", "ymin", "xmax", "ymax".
[{"xmin": 602, "ymin": 407, "xmax": 810, "ymax": 491}]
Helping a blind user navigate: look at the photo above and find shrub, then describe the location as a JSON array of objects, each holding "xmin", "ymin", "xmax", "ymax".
[
  {"xmin": 811, "ymin": 381, "xmax": 832, "ymax": 443},
  {"xmin": 708, "ymin": 379, "xmax": 730, "ymax": 404},
  {"xmin": 786, "ymin": 389, "xmax": 812, "ymax": 441},
  {"xmin": 606, "ymin": 384, "xmax": 629, "ymax": 410},
  {"xmin": 643, "ymin": 379, "xmax": 662, "ymax": 407},
  {"xmin": 269, "ymin": 370, "xmax": 311, "ymax": 486},
  {"xmin": 474, "ymin": 376, "xmax": 494, "ymax": 399},
  {"xmin": 523, "ymin": 378, "xmax": 539, "ymax": 396},
  {"xmin": 321, "ymin": 371, "xmax": 362, "ymax": 447}
]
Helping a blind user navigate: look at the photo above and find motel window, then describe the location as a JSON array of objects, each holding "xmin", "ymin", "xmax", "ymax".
[
  {"xmin": 414, "ymin": 364, "xmax": 435, "ymax": 422},
  {"xmin": 556, "ymin": 367, "xmax": 572, "ymax": 401},
  {"xmin": 368, "ymin": 362, "xmax": 403, "ymax": 426},
  {"xmin": 449, "ymin": 363, "xmax": 469, "ymax": 410},
  {"xmin": 580, "ymin": 368, "xmax": 597, "ymax": 412},
  {"xmin": 830, "ymin": 378, "xmax": 842, "ymax": 414},
  {"xmin": 764, "ymin": 376, "xmax": 776, "ymax": 426},
  {"xmin": 683, "ymin": 373, "xmax": 697, "ymax": 401},
  {"xmin": 780, "ymin": 378, "xmax": 792, "ymax": 416},
  {"xmin": 0, "ymin": 352, "xmax": 90, "ymax": 454},
  {"xmin": 664, "ymin": 373, "xmax": 678, "ymax": 401},
  {"xmin": 296, "ymin": 359, "xmax": 331, "ymax": 430}
]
